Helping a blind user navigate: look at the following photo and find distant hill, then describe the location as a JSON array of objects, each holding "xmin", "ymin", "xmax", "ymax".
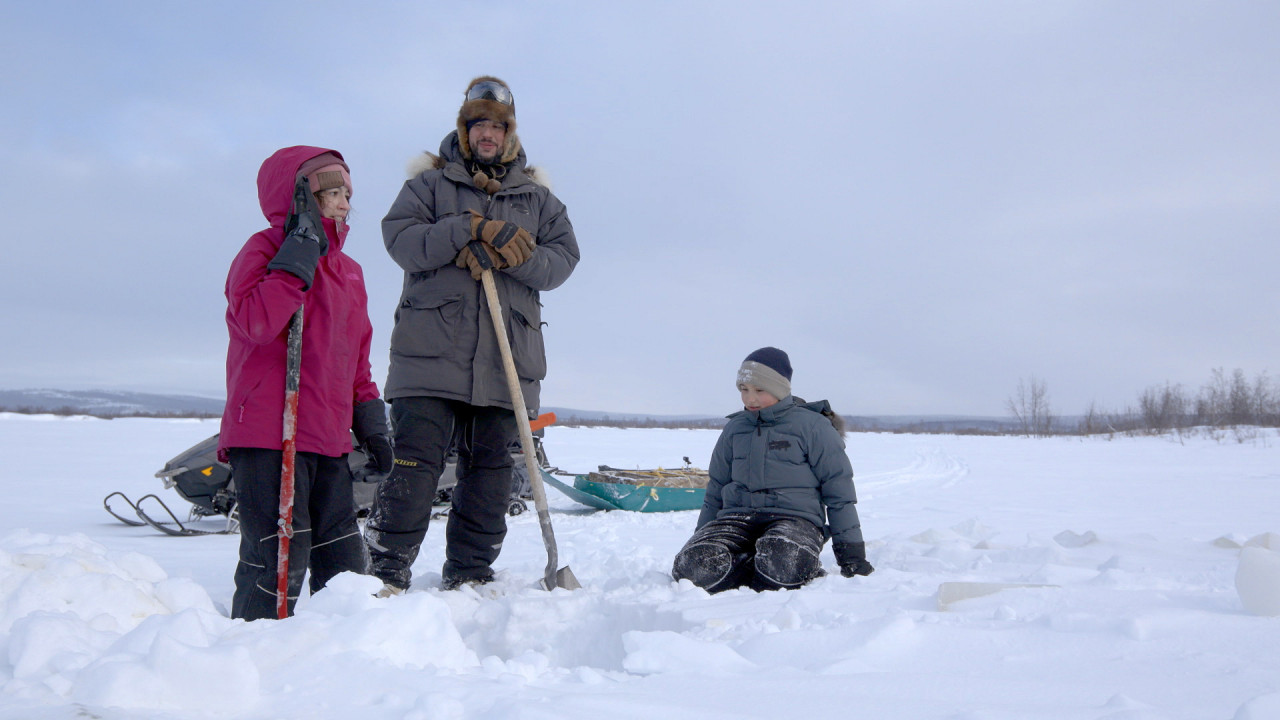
[
  {"xmin": 844, "ymin": 415, "xmax": 1019, "ymax": 434},
  {"xmin": 545, "ymin": 406, "xmax": 1017, "ymax": 433},
  {"xmin": 542, "ymin": 407, "xmax": 724, "ymax": 425},
  {"xmin": 0, "ymin": 389, "xmax": 225, "ymax": 417},
  {"xmin": 0, "ymin": 390, "xmax": 1018, "ymax": 433}
]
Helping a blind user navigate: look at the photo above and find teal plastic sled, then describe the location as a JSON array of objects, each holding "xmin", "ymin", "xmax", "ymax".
[{"xmin": 540, "ymin": 466, "xmax": 707, "ymax": 513}]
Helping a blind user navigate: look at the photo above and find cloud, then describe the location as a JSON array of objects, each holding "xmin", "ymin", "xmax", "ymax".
[{"xmin": 4, "ymin": 1, "xmax": 1279, "ymax": 418}]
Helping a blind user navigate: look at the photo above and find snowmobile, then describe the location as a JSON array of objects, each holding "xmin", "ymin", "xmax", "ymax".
[
  {"xmin": 104, "ymin": 417, "xmax": 553, "ymax": 536},
  {"xmin": 103, "ymin": 433, "xmax": 380, "ymax": 536}
]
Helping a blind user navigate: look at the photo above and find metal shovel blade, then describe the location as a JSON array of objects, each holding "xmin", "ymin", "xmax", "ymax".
[{"xmin": 541, "ymin": 565, "xmax": 582, "ymax": 591}]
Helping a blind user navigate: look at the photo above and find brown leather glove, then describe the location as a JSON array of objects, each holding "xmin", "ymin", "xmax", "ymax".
[
  {"xmin": 469, "ymin": 212, "xmax": 536, "ymax": 268},
  {"xmin": 455, "ymin": 242, "xmax": 502, "ymax": 281}
]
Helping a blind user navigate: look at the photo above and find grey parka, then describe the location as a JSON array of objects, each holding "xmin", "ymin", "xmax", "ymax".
[
  {"xmin": 382, "ymin": 131, "xmax": 579, "ymax": 413},
  {"xmin": 698, "ymin": 396, "xmax": 865, "ymax": 548}
]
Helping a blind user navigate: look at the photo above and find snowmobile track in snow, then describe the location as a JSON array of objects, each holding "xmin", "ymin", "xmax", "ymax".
[{"xmin": 855, "ymin": 447, "xmax": 968, "ymax": 497}]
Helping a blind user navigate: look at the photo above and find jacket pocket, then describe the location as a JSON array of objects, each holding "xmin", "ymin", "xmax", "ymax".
[
  {"xmin": 228, "ymin": 374, "xmax": 266, "ymax": 427},
  {"xmin": 721, "ymin": 482, "xmax": 744, "ymax": 509},
  {"xmin": 508, "ymin": 294, "xmax": 547, "ymax": 381},
  {"xmin": 391, "ymin": 292, "xmax": 463, "ymax": 358},
  {"xmin": 771, "ymin": 487, "xmax": 825, "ymax": 522}
]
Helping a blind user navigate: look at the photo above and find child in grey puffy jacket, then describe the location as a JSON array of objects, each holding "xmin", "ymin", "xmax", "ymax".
[{"xmin": 672, "ymin": 347, "xmax": 872, "ymax": 592}]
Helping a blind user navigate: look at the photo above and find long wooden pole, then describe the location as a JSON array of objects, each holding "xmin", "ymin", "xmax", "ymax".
[
  {"xmin": 479, "ymin": 268, "xmax": 579, "ymax": 590},
  {"xmin": 276, "ymin": 305, "xmax": 303, "ymax": 618}
]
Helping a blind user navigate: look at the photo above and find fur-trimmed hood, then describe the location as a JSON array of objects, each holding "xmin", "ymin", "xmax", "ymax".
[{"xmin": 405, "ymin": 130, "xmax": 551, "ymax": 190}]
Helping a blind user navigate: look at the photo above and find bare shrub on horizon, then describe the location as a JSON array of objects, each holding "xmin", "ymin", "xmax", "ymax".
[{"xmin": 1006, "ymin": 376, "xmax": 1055, "ymax": 437}]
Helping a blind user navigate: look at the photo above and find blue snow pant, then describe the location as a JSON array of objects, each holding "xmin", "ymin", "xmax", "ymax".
[
  {"xmin": 364, "ymin": 397, "xmax": 517, "ymax": 590},
  {"xmin": 228, "ymin": 448, "xmax": 368, "ymax": 621},
  {"xmin": 672, "ymin": 511, "xmax": 825, "ymax": 593}
]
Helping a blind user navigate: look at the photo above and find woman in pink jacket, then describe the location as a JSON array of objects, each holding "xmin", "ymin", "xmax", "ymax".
[{"xmin": 219, "ymin": 145, "xmax": 393, "ymax": 620}]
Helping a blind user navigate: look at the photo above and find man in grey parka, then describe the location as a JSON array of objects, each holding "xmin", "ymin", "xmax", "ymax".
[{"xmin": 366, "ymin": 76, "xmax": 579, "ymax": 594}]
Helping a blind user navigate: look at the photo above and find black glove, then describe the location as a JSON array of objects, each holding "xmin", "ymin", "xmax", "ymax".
[
  {"xmin": 352, "ymin": 399, "xmax": 393, "ymax": 478},
  {"xmin": 353, "ymin": 399, "xmax": 389, "ymax": 441},
  {"xmin": 267, "ymin": 213, "xmax": 327, "ymax": 289},
  {"xmin": 840, "ymin": 559, "xmax": 875, "ymax": 577},
  {"xmin": 834, "ymin": 541, "xmax": 874, "ymax": 577},
  {"xmin": 362, "ymin": 433, "xmax": 394, "ymax": 475}
]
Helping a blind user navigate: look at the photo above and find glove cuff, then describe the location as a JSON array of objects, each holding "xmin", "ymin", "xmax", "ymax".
[
  {"xmin": 832, "ymin": 540, "xmax": 866, "ymax": 566},
  {"xmin": 467, "ymin": 241, "xmax": 495, "ymax": 270},
  {"xmin": 352, "ymin": 399, "xmax": 389, "ymax": 444},
  {"xmin": 488, "ymin": 221, "xmax": 520, "ymax": 249}
]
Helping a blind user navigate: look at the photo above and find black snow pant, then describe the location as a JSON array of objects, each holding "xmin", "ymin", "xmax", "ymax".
[
  {"xmin": 228, "ymin": 448, "xmax": 368, "ymax": 621},
  {"xmin": 671, "ymin": 511, "xmax": 825, "ymax": 593},
  {"xmin": 365, "ymin": 396, "xmax": 516, "ymax": 590}
]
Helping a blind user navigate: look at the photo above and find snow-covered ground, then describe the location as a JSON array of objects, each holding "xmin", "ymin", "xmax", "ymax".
[{"xmin": 2, "ymin": 413, "xmax": 1279, "ymax": 720}]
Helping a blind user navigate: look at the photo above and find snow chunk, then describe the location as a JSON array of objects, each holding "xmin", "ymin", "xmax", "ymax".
[
  {"xmin": 1233, "ymin": 692, "xmax": 1280, "ymax": 720},
  {"xmin": 295, "ymin": 573, "xmax": 480, "ymax": 671},
  {"xmin": 621, "ymin": 630, "xmax": 756, "ymax": 675},
  {"xmin": 1214, "ymin": 535, "xmax": 1246, "ymax": 549},
  {"xmin": 936, "ymin": 582, "xmax": 1059, "ymax": 611},
  {"xmin": 0, "ymin": 531, "xmax": 215, "ymax": 635},
  {"xmin": 1244, "ymin": 532, "xmax": 1280, "ymax": 550},
  {"xmin": 72, "ymin": 626, "xmax": 258, "ymax": 713},
  {"xmin": 1235, "ymin": 546, "xmax": 1280, "ymax": 616},
  {"xmin": 1053, "ymin": 529, "xmax": 1098, "ymax": 548},
  {"xmin": 910, "ymin": 518, "xmax": 997, "ymax": 546}
]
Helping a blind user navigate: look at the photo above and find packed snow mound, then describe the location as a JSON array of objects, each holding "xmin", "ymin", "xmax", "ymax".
[
  {"xmin": 0, "ymin": 532, "xmax": 481, "ymax": 713},
  {"xmin": 1245, "ymin": 531, "xmax": 1280, "ymax": 550},
  {"xmin": 936, "ymin": 581, "xmax": 1059, "ymax": 610},
  {"xmin": 4, "ymin": 420, "xmax": 1280, "ymax": 719},
  {"xmin": 1, "ymin": 531, "xmax": 225, "ymax": 710},
  {"xmin": 0, "ymin": 531, "xmax": 215, "ymax": 634},
  {"xmin": 1233, "ymin": 692, "xmax": 1280, "ymax": 720}
]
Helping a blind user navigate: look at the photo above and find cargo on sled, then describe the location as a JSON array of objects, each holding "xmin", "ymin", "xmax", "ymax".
[{"xmin": 541, "ymin": 461, "xmax": 707, "ymax": 512}]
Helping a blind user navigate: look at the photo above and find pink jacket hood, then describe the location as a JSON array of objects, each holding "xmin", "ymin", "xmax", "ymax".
[
  {"xmin": 218, "ymin": 146, "xmax": 378, "ymax": 460},
  {"xmin": 257, "ymin": 145, "xmax": 351, "ymax": 251}
]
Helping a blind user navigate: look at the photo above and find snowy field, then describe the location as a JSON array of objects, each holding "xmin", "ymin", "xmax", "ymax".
[{"xmin": 2, "ymin": 413, "xmax": 1279, "ymax": 720}]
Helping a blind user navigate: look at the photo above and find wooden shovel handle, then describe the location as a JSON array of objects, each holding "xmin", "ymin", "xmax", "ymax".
[{"xmin": 479, "ymin": 269, "xmax": 562, "ymax": 590}]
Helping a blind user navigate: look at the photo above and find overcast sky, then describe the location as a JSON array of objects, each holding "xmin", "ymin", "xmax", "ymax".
[{"xmin": 3, "ymin": 1, "xmax": 1277, "ymax": 418}]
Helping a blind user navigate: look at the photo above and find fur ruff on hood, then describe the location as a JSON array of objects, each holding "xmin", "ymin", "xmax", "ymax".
[{"xmin": 405, "ymin": 150, "xmax": 551, "ymax": 190}]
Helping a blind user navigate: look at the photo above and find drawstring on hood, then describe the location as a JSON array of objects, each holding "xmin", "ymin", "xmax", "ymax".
[{"xmin": 467, "ymin": 159, "xmax": 507, "ymax": 195}]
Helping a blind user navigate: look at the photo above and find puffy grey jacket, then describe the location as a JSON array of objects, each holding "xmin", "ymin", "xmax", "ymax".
[
  {"xmin": 382, "ymin": 132, "xmax": 579, "ymax": 413},
  {"xmin": 698, "ymin": 396, "xmax": 865, "ymax": 547}
]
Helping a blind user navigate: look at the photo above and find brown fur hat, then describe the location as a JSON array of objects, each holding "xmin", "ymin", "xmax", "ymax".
[{"xmin": 457, "ymin": 76, "xmax": 520, "ymax": 164}]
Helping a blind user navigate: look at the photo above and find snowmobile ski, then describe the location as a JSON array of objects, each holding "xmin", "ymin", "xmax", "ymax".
[
  {"xmin": 103, "ymin": 491, "xmax": 148, "ymax": 526},
  {"xmin": 134, "ymin": 493, "xmax": 239, "ymax": 536}
]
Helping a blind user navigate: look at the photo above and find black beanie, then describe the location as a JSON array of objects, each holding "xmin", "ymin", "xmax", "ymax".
[{"xmin": 736, "ymin": 347, "xmax": 792, "ymax": 400}]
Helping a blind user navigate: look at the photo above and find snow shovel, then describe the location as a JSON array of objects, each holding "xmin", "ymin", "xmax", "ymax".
[{"xmin": 477, "ymin": 257, "xmax": 580, "ymax": 591}]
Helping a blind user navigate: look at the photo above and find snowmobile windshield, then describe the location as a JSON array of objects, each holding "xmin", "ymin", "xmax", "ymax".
[{"xmin": 467, "ymin": 81, "xmax": 513, "ymax": 106}]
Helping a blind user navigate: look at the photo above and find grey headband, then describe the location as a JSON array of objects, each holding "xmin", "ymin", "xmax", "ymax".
[{"xmin": 736, "ymin": 360, "xmax": 791, "ymax": 401}]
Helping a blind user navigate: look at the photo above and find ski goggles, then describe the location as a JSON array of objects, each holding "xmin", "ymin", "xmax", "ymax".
[{"xmin": 466, "ymin": 80, "xmax": 514, "ymax": 106}]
